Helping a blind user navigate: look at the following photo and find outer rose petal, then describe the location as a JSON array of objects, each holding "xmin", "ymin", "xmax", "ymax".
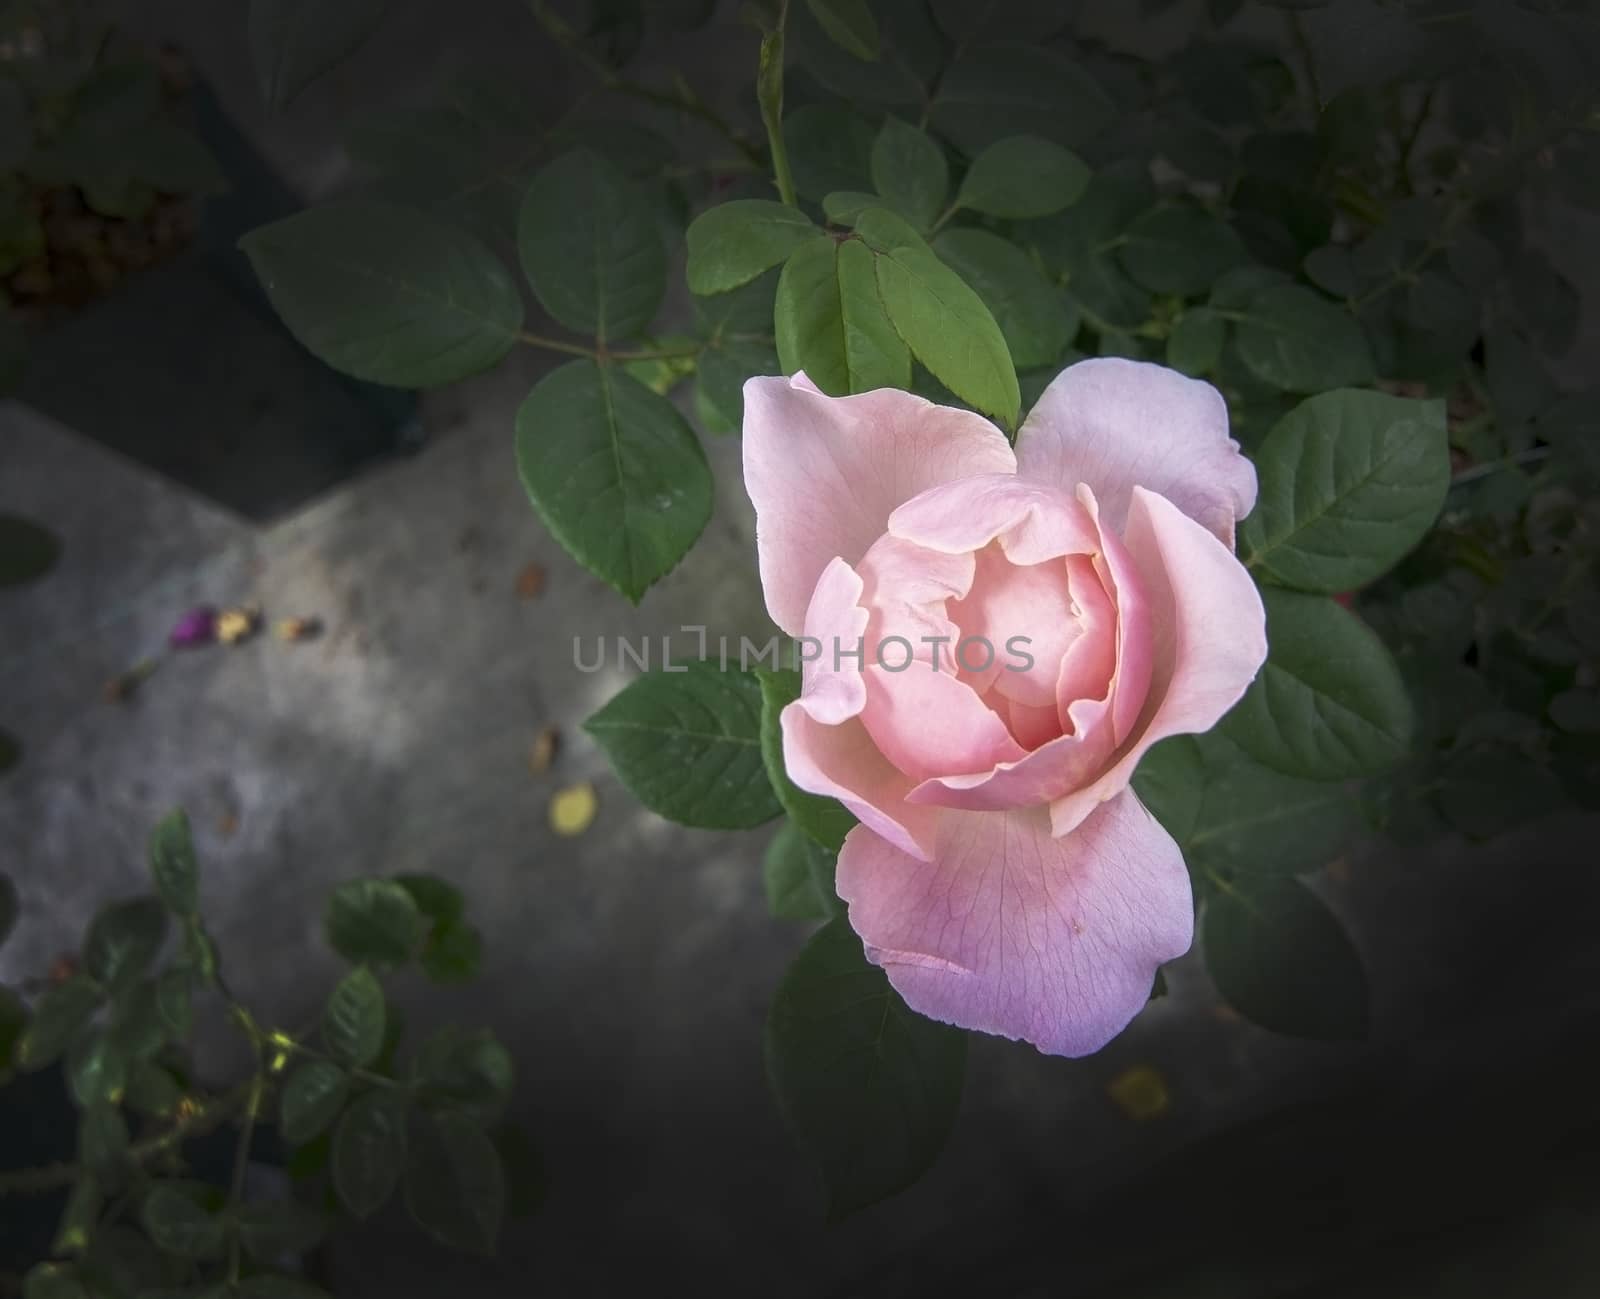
[
  {"xmin": 1017, "ymin": 358, "xmax": 1257, "ymax": 548},
  {"xmin": 836, "ymin": 792, "xmax": 1191, "ymax": 1057},
  {"xmin": 743, "ymin": 374, "xmax": 1016, "ymax": 635},
  {"xmin": 780, "ymin": 706, "xmax": 940, "ymax": 860},
  {"xmin": 1048, "ymin": 486, "xmax": 1267, "ymax": 837}
]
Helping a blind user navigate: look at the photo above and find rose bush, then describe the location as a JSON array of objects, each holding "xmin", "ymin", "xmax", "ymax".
[{"xmin": 744, "ymin": 358, "xmax": 1266, "ymax": 1056}]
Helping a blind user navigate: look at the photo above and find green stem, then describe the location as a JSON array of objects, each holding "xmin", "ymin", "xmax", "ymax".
[
  {"xmin": 225, "ymin": 1060, "xmax": 265, "ymax": 1283},
  {"xmin": 757, "ymin": 1, "xmax": 798, "ymax": 208},
  {"xmin": 516, "ymin": 331, "xmax": 702, "ymax": 363},
  {"xmin": 0, "ymin": 1081, "xmax": 255, "ymax": 1196},
  {"xmin": 927, "ymin": 200, "xmax": 961, "ymax": 236}
]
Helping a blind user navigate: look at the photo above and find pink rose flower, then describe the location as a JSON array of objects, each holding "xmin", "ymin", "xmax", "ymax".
[{"xmin": 742, "ymin": 359, "xmax": 1267, "ymax": 1057}]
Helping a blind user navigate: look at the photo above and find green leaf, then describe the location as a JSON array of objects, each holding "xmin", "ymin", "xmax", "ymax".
[
  {"xmin": 697, "ymin": 336, "xmax": 781, "ymax": 427},
  {"xmin": 107, "ymin": 979, "xmax": 173, "ymax": 1064},
  {"xmin": 147, "ymin": 809, "xmax": 198, "ymax": 916},
  {"xmin": 930, "ymin": 228, "xmax": 1075, "ymax": 370},
  {"xmin": 1133, "ymin": 734, "xmax": 1357, "ymax": 878},
  {"xmin": 279, "ymin": 1060, "xmax": 351, "ymax": 1144},
  {"xmin": 1118, "ymin": 202, "xmax": 1246, "ymax": 296},
  {"xmin": 140, "ymin": 1185, "xmax": 226, "ymax": 1260},
  {"xmin": 860, "ymin": 212, "xmax": 1019, "ymax": 426},
  {"xmin": 1221, "ymin": 588, "xmax": 1412, "ymax": 780},
  {"xmin": 787, "ymin": 105, "xmax": 877, "ymax": 200},
  {"xmin": 155, "ymin": 968, "xmax": 192, "ymax": 1040},
  {"xmin": 420, "ymin": 918, "xmax": 482, "ymax": 984},
  {"xmin": 323, "ymin": 967, "xmax": 385, "ymax": 1067},
  {"xmin": 774, "ymin": 236, "xmax": 909, "ymax": 396},
  {"xmin": 928, "ymin": 42, "xmax": 1115, "ymax": 156},
  {"xmin": 240, "ymin": 200, "xmax": 521, "ymax": 388},
  {"xmin": 1242, "ymin": 389, "xmax": 1450, "ymax": 593},
  {"xmin": 332, "ymin": 1089, "xmax": 408, "ymax": 1217},
  {"xmin": 393, "ymin": 874, "xmax": 463, "ymax": 928},
  {"xmin": 1023, "ymin": 163, "xmax": 1156, "ymax": 331},
  {"xmin": 250, "ymin": 0, "xmax": 390, "ymax": 110},
  {"xmin": 0, "ymin": 726, "xmax": 18, "ymax": 775},
  {"xmin": 84, "ymin": 898, "xmax": 166, "ymax": 991},
  {"xmin": 954, "ymin": 135, "xmax": 1090, "ymax": 219},
  {"xmin": 411, "ymin": 1027, "xmax": 514, "ymax": 1125},
  {"xmin": 324, "ymin": 879, "xmax": 425, "ymax": 966},
  {"xmin": 1166, "ymin": 307, "xmax": 1226, "ymax": 375},
  {"xmin": 78, "ymin": 1102, "xmax": 129, "ymax": 1173},
  {"xmin": 583, "ymin": 663, "xmax": 780, "ymax": 829},
  {"xmin": 1230, "ymin": 283, "xmax": 1376, "ymax": 392},
  {"xmin": 0, "ymin": 514, "xmax": 62, "ymax": 588},
  {"xmin": 763, "ymin": 821, "xmax": 842, "ymax": 921},
  {"xmin": 821, "ymin": 190, "xmax": 880, "ymax": 224},
  {"xmin": 17, "ymin": 976, "xmax": 101, "ymax": 1071},
  {"xmin": 403, "ymin": 1112, "xmax": 505, "ymax": 1253},
  {"xmin": 515, "ymin": 360, "xmax": 712, "ymax": 604},
  {"xmin": 765, "ymin": 916, "xmax": 966, "ymax": 1219},
  {"xmin": 755, "ymin": 669, "xmax": 856, "ymax": 852},
  {"xmin": 805, "ymin": 0, "xmax": 880, "ymax": 60},
  {"xmin": 234, "ymin": 1200, "xmax": 327, "ymax": 1261},
  {"xmin": 519, "ymin": 150, "xmax": 666, "ymax": 341},
  {"xmin": 1203, "ymin": 875, "xmax": 1368, "ymax": 1040},
  {"xmin": 869, "ymin": 118, "xmax": 948, "ymax": 232}
]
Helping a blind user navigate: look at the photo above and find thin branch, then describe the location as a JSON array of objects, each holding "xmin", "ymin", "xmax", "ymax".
[{"xmin": 0, "ymin": 1080, "xmax": 255, "ymax": 1197}]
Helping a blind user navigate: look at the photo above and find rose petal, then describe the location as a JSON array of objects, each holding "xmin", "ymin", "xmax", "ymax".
[
  {"xmin": 1077, "ymin": 485, "xmax": 1153, "ymax": 746},
  {"xmin": 798, "ymin": 557, "xmax": 870, "ymax": 725},
  {"xmin": 888, "ymin": 474, "xmax": 1099, "ymax": 565},
  {"xmin": 904, "ymin": 691, "xmax": 1116, "ymax": 812},
  {"xmin": 743, "ymin": 375, "xmax": 1016, "ymax": 635},
  {"xmin": 1048, "ymin": 486, "xmax": 1267, "ymax": 836},
  {"xmin": 836, "ymin": 792, "xmax": 1192, "ymax": 1057},
  {"xmin": 1052, "ymin": 554, "xmax": 1116, "ymax": 724},
  {"xmin": 859, "ymin": 664, "xmax": 1026, "ymax": 782},
  {"xmin": 780, "ymin": 705, "xmax": 940, "ymax": 860},
  {"xmin": 1017, "ymin": 358, "xmax": 1256, "ymax": 548},
  {"xmin": 949, "ymin": 544, "xmax": 1080, "ymax": 709}
]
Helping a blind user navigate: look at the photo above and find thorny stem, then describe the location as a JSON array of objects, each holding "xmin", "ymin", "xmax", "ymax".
[{"xmin": 756, "ymin": 0, "xmax": 798, "ymax": 208}]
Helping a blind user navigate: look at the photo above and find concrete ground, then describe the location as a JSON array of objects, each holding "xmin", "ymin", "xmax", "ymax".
[{"xmin": 5, "ymin": 2, "xmax": 1600, "ymax": 1296}]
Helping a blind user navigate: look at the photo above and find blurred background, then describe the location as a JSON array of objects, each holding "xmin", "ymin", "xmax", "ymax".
[{"xmin": 3, "ymin": 1, "xmax": 1599, "ymax": 1295}]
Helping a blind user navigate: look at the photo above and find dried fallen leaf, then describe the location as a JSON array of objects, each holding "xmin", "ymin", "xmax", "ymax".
[
  {"xmin": 549, "ymin": 782, "xmax": 597, "ymax": 836},
  {"xmin": 528, "ymin": 727, "xmax": 559, "ymax": 775},
  {"xmin": 274, "ymin": 616, "xmax": 322, "ymax": 643},
  {"xmin": 217, "ymin": 606, "xmax": 261, "ymax": 646},
  {"xmin": 515, "ymin": 562, "xmax": 547, "ymax": 600},
  {"xmin": 1107, "ymin": 1065, "xmax": 1170, "ymax": 1122},
  {"xmin": 217, "ymin": 811, "xmax": 239, "ymax": 837}
]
